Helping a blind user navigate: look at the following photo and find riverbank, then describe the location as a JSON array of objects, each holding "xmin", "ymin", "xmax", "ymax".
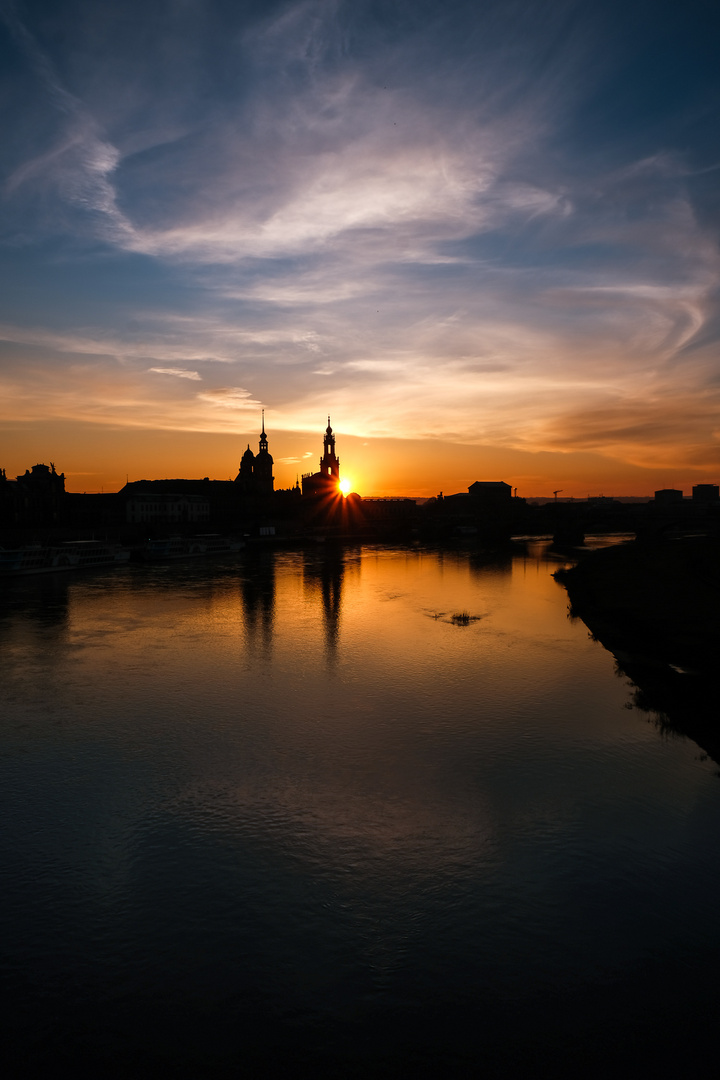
[
  {"xmin": 556, "ymin": 536, "xmax": 719, "ymax": 673},
  {"xmin": 556, "ymin": 536, "xmax": 720, "ymax": 762}
]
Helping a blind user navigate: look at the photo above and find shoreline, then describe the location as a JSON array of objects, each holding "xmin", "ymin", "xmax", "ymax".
[{"xmin": 556, "ymin": 536, "xmax": 720, "ymax": 764}]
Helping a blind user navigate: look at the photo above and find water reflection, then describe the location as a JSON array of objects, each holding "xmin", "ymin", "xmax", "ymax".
[
  {"xmin": 3, "ymin": 543, "xmax": 720, "ymax": 1076},
  {"xmin": 302, "ymin": 548, "xmax": 347, "ymax": 666},
  {"xmin": 238, "ymin": 548, "xmax": 276, "ymax": 657},
  {"xmin": 0, "ymin": 573, "xmax": 72, "ymax": 636},
  {"xmin": 1, "ymin": 576, "xmax": 73, "ymax": 733},
  {"xmin": 467, "ymin": 546, "xmax": 513, "ymax": 578}
]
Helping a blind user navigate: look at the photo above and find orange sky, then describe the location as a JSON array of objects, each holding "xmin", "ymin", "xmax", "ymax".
[{"xmin": 3, "ymin": 419, "xmax": 715, "ymax": 499}]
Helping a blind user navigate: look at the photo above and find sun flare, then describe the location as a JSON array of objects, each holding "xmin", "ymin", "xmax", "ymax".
[{"xmin": 339, "ymin": 478, "xmax": 351, "ymax": 496}]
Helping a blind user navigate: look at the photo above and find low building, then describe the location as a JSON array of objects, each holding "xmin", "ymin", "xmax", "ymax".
[
  {"xmin": 126, "ymin": 493, "xmax": 210, "ymax": 526},
  {"xmin": 654, "ymin": 489, "xmax": 684, "ymax": 504},
  {"xmin": 468, "ymin": 481, "xmax": 512, "ymax": 504},
  {"xmin": 692, "ymin": 484, "xmax": 719, "ymax": 504},
  {"xmin": 359, "ymin": 497, "xmax": 419, "ymax": 535}
]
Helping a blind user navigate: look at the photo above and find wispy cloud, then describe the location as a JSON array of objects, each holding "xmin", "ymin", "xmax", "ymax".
[
  {"xmin": 196, "ymin": 387, "xmax": 263, "ymax": 412},
  {"xmin": 1, "ymin": 1, "xmax": 136, "ymax": 245},
  {"xmin": 148, "ymin": 367, "xmax": 202, "ymax": 380}
]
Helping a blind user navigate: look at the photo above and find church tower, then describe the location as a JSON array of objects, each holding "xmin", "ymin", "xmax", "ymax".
[
  {"xmin": 236, "ymin": 444, "xmax": 255, "ymax": 492},
  {"xmin": 253, "ymin": 410, "xmax": 274, "ymax": 495},
  {"xmin": 319, "ymin": 416, "xmax": 340, "ymax": 484},
  {"xmin": 301, "ymin": 417, "xmax": 343, "ymax": 497}
]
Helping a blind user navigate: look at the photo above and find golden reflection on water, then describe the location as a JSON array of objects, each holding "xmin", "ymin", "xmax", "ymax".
[{"xmin": 3, "ymin": 543, "xmax": 695, "ymax": 875}]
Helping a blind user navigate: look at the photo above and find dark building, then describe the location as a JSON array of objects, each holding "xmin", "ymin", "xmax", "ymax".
[
  {"xmin": 237, "ymin": 444, "xmax": 255, "ymax": 492},
  {"xmin": 126, "ymin": 492, "xmax": 210, "ymax": 527},
  {"xmin": 654, "ymin": 489, "xmax": 684, "ymax": 504},
  {"xmin": 235, "ymin": 413, "xmax": 274, "ymax": 496},
  {"xmin": 692, "ymin": 484, "xmax": 719, "ymax": 505},
  {"xmin": 468, "ymin": 481, "xmax": 512, "ymax": 505},
  {"xmin": 0, "ymin": 462, "xmax": 67, "ymax": 531},
  {"xmin": 359, "ymin": 498, "xmax": 419, "ymax": 536},
  {"xmin": 424, "ymin": 480, "xmax": 519, "ymax": 541},
  {"xmin": 120, "ymin": 479, "xmax": 238, "ymax": 533},
  {"xmin": 302, "ymin": 417, "xmax": 341, "ymax": 497}
]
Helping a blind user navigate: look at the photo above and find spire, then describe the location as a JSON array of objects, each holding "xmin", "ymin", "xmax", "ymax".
[{"xmin": 259, "ymin": 410, "xmax": 269, "ymax": 454}]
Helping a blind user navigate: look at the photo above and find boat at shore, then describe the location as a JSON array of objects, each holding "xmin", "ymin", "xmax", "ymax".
[
  {"xmin": 141, "ymin": 534, "xmax": 245, "ymax": 560},
  {"xmin": 0, "ymin": 540, "xmax": 131, "ymax": 576}
]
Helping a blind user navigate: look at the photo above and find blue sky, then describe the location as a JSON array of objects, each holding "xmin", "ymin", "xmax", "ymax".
[{"xmin": 1, "ymin": 0, "xmax": 719, "ymax": 494}]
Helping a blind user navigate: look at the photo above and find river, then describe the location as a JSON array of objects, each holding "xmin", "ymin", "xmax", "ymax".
[{"xmin": 2, "ymin": 541, "xmax": 719, "ymax": 1076}]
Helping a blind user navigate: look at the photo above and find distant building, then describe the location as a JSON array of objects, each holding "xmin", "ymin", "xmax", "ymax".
[
  {"xmin": 428, "ymin": 479, "xmax": 517, "ymax": 541},
  {"xmin": 360, "ymin": 498, "xmax": 418, "ymax": 531},
  {"xmin": 654, "ymin": 489, "xmax": 684, "ymax": 504},
  {"xmin": 302, "ymin": 418, "xmax": 342, "ymax": 497},
  {"xmin": 120, "ymin": 479, "xmax": 237, "ymax": 532},
  {"xmin": 0, "ymin": 462, "xmax": 66, "ymax": 529},
  {"xmin": 444, "ymin": 480, "xmax": 513, "ymax": 505},
  {"xmin": 126, "ymin": 493, "xmax": 210, "ymax": 526},
  {"xmin": 692, "ymin": 484, "xmax": 719, "ymax": 504},
  {"xmin": 468, "ymin": 481, "xmax": 512, "ymax": 504}
]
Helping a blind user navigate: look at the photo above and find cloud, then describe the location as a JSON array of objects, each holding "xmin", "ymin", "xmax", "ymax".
[
  {"xmin": 536, "ymin": 388, "xmax": 720, "ymax": 470},
  {"xmin": 148, "ymin": 367, "xmax": 202, "ymax": 380},
  {"xmin": 0, "ymin": 2, "xmax": 136, "ymax": 246},
  {"xmin": 196, "ymin": 387, "xmax": 263, "ymax": 412}
]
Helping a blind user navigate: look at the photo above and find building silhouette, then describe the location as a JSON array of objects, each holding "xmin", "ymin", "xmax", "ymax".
[
  {"xmin": 0, "ymin": 462, "xmax": 66, "ymax": 529},
  {"xmin": 692, "ymin": 484, "xmax": 719, "ymax": 505},
  {"xmin": 654, "ymin": 489, "xmax": 684, "ymax": 505},
  {"xmin": 302, "ymin": 417, "xmax": 341, "ymax": 496},
  {"xmin": 235, "ymin": 412, "xmax": 274, "ymax": 496}
]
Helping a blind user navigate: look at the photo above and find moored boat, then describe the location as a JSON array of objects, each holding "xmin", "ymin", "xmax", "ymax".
[
  {"xmin": 141, "ymin": 534, "xmax": 245, "ymax": 560},
  {"xmin": 0, "ymin": 541, "xmax": 131, "ymax": 576}
]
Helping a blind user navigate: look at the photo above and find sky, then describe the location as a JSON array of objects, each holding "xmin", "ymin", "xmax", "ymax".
[{"xmin": 1, "ymin": 0, "xmax": 719, "ymax": 497}]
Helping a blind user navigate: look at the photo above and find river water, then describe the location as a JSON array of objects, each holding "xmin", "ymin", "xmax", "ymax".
[{"xmin": 2, "ymin": 541, "xmax": 719, "ymax": 1076}]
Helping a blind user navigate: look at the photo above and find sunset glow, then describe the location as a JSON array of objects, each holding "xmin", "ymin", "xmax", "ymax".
[
  {"xmin": 339, "ymin": 479, "xmax": 351, "ymax": 497},
  {"xmin": 1, "ymin": 1, "xmax": 718, "ymax": 497}
]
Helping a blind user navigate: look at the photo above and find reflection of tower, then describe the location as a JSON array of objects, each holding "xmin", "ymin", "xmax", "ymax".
[
  {"xmin": 320, "ymin": 553, "xmax": 343, "ymax": 664},
  {"xmin": 254, "ymin": 411, "xmax": 274, "ymax": 495},
  {"xmin": 239, "ymin": 549, "xmax": 275, "ymax": 654},
  {"xmin": 320, "ymin": 416, "xmax": 340, "ymax": 484},
  {"xmin": 303, "ymin": 549, "xmax": 344, "ymax": 668}
]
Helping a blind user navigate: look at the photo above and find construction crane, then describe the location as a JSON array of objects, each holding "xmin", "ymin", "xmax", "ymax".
[{"xmin": 553, "ymin": 489, "xmax": 563, "ymax": 503}]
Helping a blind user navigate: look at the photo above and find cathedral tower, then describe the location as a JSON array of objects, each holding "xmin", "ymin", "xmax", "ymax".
[
  {"xmin": 319, "ymin": 417, "xmax": 340, "ymax": 483},
  {"xmin": 234, "ymin": 411, "xmax": 274, "ymax": 495},
  {"xmin": 301, "ymin": 417, "xmax": 342, "ymax": 497},
  {"xmin": 253, "ymin": 410, "xmax": 274, "ymax": 495}
]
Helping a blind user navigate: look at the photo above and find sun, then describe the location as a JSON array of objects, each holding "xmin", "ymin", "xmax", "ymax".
[{"xmin": 339, "ymin": 478, "xmax": 351, "ymax": 496}]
